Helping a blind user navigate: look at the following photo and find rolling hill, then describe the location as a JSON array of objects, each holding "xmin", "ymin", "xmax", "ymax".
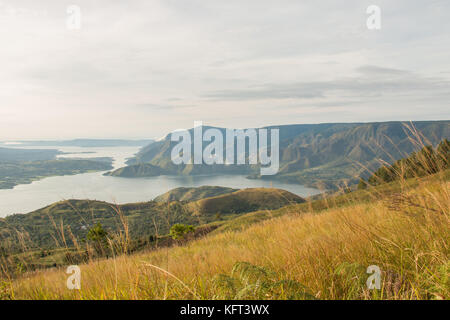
[
  {"xmin": 186, "ymin": 188, "xmax": 304, "ymax": 215},
  {"xmin": 0, "ymin": 187, "xmax": 303, "ymax": 252}
]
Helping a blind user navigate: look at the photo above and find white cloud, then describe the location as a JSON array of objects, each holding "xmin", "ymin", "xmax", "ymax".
[{"xmin": 0, "ymin": 0, "xmax": 449, "ymax": 139}]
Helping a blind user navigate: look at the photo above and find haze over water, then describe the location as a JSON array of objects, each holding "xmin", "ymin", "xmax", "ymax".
[{"xmin": 0, "ymin": 146, "xmax": 321, "ymax": 218}]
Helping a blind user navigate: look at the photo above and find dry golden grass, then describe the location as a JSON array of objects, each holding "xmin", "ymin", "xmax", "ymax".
[{"xmin": 4, "ymin": 173, "xmax": 448, "ymax": 300}]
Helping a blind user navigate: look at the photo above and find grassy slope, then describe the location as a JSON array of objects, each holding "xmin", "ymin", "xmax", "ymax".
[
  {"xmin": 5, "ymin": 170, "xmax": 448, "ymax": 300},
  {"xmin": 0, "ymin": 187, "xmax": 301, "ymax": 252},
  {"xmin": 206, "ymin": 170, "xmax": 449, "ymax": 234},
  {"xmin": 186, "ymin": 188, "xmax": 305, "ymax": 215}
]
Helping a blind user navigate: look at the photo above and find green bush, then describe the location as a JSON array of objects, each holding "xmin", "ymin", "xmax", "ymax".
[{"xmin": 169, "ymin": 224, "xmax": 195, "ymax": 240}]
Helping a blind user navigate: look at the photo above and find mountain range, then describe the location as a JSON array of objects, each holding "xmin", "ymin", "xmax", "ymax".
[
  {"xmin": 106, "ymin": 121, "xmax": 450, "ymax": 188},
  {"xmin": 0, "ymin": 139, "xmax": 154, "ymax": 148}
]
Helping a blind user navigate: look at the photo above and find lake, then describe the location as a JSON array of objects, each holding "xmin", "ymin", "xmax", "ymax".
[{"xmin": 0, "ymin": 146, "xmax": 321, "ymax": 217}]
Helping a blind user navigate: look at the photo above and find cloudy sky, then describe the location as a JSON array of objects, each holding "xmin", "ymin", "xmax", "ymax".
[{"xmin": 0, "ymin": 0, "xmax": 449, "ymax": 139}]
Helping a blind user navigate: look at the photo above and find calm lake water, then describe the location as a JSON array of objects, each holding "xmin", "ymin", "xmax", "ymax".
[{"xmin": 0, "ymin": 146, "xmax": 320, "ymax": 217}]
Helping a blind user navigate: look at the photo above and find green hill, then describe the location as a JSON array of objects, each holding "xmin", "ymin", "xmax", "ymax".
[
  {"xmin": 186, "ymin": 188, "xmax": 305, "ymax": 215},
  {"xmin": 0, "ymin": 187, "xmax": 302, "ymax": 253}
]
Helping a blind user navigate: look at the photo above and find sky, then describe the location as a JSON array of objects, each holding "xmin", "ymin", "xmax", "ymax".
[{"xmin": 0, "ymin": 0, "xmax": 449, "ymax": 140}]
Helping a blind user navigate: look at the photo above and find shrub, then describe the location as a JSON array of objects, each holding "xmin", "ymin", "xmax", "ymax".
[{"xmin": 169, "ymin": 224, "xmax": 195, "ymax": 240}]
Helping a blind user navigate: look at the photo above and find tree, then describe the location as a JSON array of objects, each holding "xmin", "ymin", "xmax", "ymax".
[
  {"xmin": 169, "ymin": 224, "xmax": 195, "ymax": 241},
  {"xmin": 86, "ymin": 223, "xmax": 108, "ymax": 256},
  {"xmin": 367, "ymin": 139, "xmax": 450, "ymax": 185}
]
